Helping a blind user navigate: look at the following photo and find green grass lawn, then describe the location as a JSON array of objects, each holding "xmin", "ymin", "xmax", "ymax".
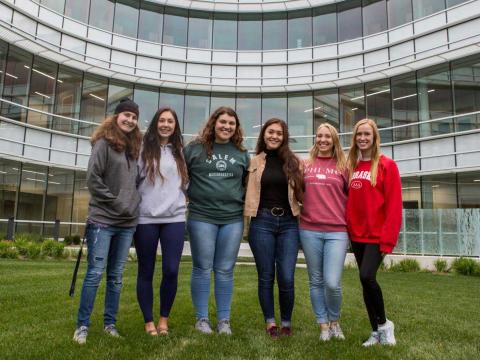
[{"xmin": 0, "ymin": 259, "xmax": 479, "ymax": 360}]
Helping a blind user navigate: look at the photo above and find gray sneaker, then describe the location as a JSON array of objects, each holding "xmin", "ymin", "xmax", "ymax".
[
  {"xmin": 195, "ymin": 318, "xmax": 213, "ymax": 334},
  {"xmin": 217, "ymin": 319, "xmax": 232, "ymax": 335},
  {"xmin": 104, "ymin": 324, "xmax": 122, "ymax": 338},
  {"xmin": 362, "ymin": 331, "xmax": 380, "ymax": 347},
  {"xmin": 329, "ymin": 323, "xmax": 345, "ymax": 340},
  {"xmin": 73, "ymin": 326, "xmax": 88, "ymax": 345},
  {"xmin": 378, "ymin": 319, "xmax": 396, "ymax": 346}
]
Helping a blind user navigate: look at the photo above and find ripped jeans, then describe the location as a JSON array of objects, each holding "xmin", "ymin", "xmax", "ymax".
[{"xmin": 76, "ymin": 222, "xmax": 135, "ymax": 328}]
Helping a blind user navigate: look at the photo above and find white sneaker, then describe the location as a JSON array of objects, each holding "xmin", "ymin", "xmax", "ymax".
[
  {"xmin": 195, "ymin": 318, "xmax": 213, "ymax": 334},
  {"xmin": 320, "ymin": 328, "xmax": 331, "ymax": 341},
  {"xmin": 73, "ymin": 326, "xmax": 88, "ymax": 345},
  {"xmin": 378, "ymin": 319, "xmax": 396, "ymax": 346},
  {"xmin": 329, "ymin": 323, "xmax": 345, "ymax": 340},
  {"xmin": 362, "ymin": 331, "xmax": 380, "ymax": 347}
]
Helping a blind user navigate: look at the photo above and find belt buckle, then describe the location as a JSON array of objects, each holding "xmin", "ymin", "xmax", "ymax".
[{"xmin": 270, "ymin": 207, "xmax": 285, "ymax": 217}]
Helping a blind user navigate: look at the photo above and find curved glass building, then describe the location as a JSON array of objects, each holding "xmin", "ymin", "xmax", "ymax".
[{"xmin": 0, "ymin": 0, "xmax": 479, "ymax": 256}]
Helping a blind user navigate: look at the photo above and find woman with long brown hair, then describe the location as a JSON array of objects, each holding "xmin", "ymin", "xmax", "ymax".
[
  {"xmin": 346, "ymin": 119, "xmax": 402, "ymax": 346},
  {"xmin": 134, "ymin": 107, "xmax": 188, "ymax": 336},
  {"xmin": 184, "ymin": 106, "xmax": 250, "ymax": 335},
  {"xmin": 73, "ymin": 98, "xmax": 142, "ymax": 344},
  {"xmin": 244, "ymin": 118, "xmax": 303, "ymax": 338}
]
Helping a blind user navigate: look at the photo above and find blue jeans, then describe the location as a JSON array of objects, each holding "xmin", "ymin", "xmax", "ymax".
[
  {"xmin": 77, "ymin": 223, "xmax": 135, "ymax": 328},
  {"xmin": 248, "ymin": 210, "xmax": 299, "ymax": 324},
  {"xmin": 187, "ymin": 219, "xmax": 243, "ymax": 321},
  {"xmin": 299, "ymin": 229, "xmax": 348, "ymax": 324}
]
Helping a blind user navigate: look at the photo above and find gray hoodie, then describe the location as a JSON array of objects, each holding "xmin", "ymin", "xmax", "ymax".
[
  {"xmin": 87, "ymin": 138, "xmax": 140, "ymax": 227},
  {"xmin": 137, "ymin": 144, "xmax": 186, "ymax": 224}
]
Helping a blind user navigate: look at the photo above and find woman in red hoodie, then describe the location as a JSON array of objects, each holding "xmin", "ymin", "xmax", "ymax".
[{"xmin": 346, "ymin": 119, "xmax": 402, "ymax": 347}]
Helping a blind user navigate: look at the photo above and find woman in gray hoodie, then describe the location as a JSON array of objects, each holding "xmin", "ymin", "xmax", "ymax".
[
  {"xmin": 73, "ymin": 98, "xmax": 142, "ymax": 345},
  {"xmin": 134, "ymin": 107, "xmax": 188, "ymax": 336}
]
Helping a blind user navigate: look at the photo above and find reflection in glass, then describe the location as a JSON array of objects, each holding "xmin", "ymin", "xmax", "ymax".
[
  {"xmin": 184, "ymin": 92, "xmax": 210, "ymax": 143},
  {"xmin": 27, "ymin": 57, "xmax": 57, "ymax": 129},
  {"xmin": 338, "ymin": 0, "xmax": 362, "ymax": 42},
  {"xmin": 1, "ymin": 47, "xmax": 32, "ymax": 122},
  {"xmin": 288, "ymin": 10, "xmax": 312, "ymax": 49},
  {"xmin": 313, "ymin": 5, "xmax": 337, "ymax": 46},
  {"xmin": 44, "ymin": 168, "xmax": 74, "ymax": 237},
  {"xmin": 412, "ymin": 0, "xmax": 445, "ymax": 19},
  {"xmin": 262, "ymin": 95, "xmax": 287, "ymax": 124},
  {"xmin": 160, "ymin": 90, "xmax": 184, "ymax": 130},
  {"xmin": 72, "ymin": 170, "xmax": 88, "ymax": 236},
  {"xmin": 0, "ymin": 41, "xmax": 7, "ymax": 92},
  {"xmin": 263, "ymin": 13, "xmax": 287, "ymax": 50},
  {"xmin": 79, "ymin": 75, "xmax": 108, "ymax": 135},
  {"xmin": 213, "ymin": 13, "xmax": 237, "ymax": 50},
  {"xmin": 238, "ymin": 14, "xmax": 262, "ymax": 51},
  {"xmin": 366, "ymin": 80, "xmax": 392, "ymax": 143},
  {"xmin": 339, "ymin": 86, "xmax": 365, "ymax": 146},
  {"xmin": 392, "ymin": 73, "xmax": 419, "ymax": 141},
  {"xmin": 106, "ymin": 81, "xmax": 133, "ymax": 114},
  {"xmin": 138, "ymin": 1, "xmax": 163, "ymax": 43},
  {"xmin": 387, "ymin": 0, "xmax": 413, "ymax": 28},
  {"xmin": 363, "ymin": 0, "xmax": 387, "ymax": 36},
  {"xmin": 188, "ymin": 12, "xmax": 213, "ymax": 49},
  {"xmin": 54, "ymin": 66, "xmax": 83, "ymax": 133},
  {"xmin": 65, "ymin": 0, "xmax": 90, "ymax": 23},
  {"xmin": 288, "ymin": 93, "xmax": 313, "ymax": 151},
  {"xmin": 89, "ymin": 0, "xmax": 114, "ymax": 31},
  {"xmin": 0, "ymin": 158, "xmax": 20, "ymax": 220},
  {"xmin": 417, "ymin": 65, "xmax": 453, "ymax": 137},
  {"xmin": 163, "ymin": 8, "xmax": 188, "ymax": 46},
  {"xmin": 313, "ymin": 89, "xmax": 339, "ymax": 131},
  {"xmin": 113, "ymin": 0, "xmax": 139, "ymax": 38},
  {"xmin": 134, "ymin": 85, "xmax": 159, "ymax": 130},
  {"xmin": 458, "ymin": 172, "xmax": 480, "ymax": 208},
  {"xmin": 422, "ymin": 174, "xmax": 457, "ymax": 208},
  {"xmin": 236, "ymin": 94, "xmax": 261, "ymax": 151}
]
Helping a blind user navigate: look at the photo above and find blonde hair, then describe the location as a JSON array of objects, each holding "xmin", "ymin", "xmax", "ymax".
[
  {"xmin": 347, "ymin": 119, "xmax": 381, "ymax": 186},
  {"xmin": 309, "ymin": 123, "xmax": 346, "ymax": 171}
]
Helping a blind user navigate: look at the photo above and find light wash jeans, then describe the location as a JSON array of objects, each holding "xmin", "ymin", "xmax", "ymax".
[
  {"xmin": 77, "ymin": 223, "xmax": 135, "ymax": 328},
  {"xmin": 187, "ymin": 219, "xmax": 243, "ymax": 321},
  {"xmin": 299, "ymin": 229, "xmax": 348, "ymax": 324}
]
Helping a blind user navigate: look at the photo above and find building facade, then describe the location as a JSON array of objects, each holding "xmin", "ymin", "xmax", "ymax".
[{"xmin": 0, "ymin": 0, "xmax": 479, "ymax": 256}]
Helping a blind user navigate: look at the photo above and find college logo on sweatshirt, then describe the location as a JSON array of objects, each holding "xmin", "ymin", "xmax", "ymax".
[
  {"xmin": 206, "ymin": 153, "xmax": 236, "ymax": 177},
  {"xmin": 350, "ymin": 170, "xmax": 371, "ymax": 189}
]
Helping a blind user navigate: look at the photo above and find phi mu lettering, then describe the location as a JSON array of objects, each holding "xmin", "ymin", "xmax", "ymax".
[
  {"xmin": 205, "ymin": 153, "xmax": 237, "ymax": 165},
  {"xmin": 351, "ymin": 170, "xmax": 371, "ymax": 181}
]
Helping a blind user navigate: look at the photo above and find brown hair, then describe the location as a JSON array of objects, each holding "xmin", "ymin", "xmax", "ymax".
[
  {"xmin": 309, "ymin": 123, "xmax": 346, "ymax": 171},
  {"xmin": 197, "ymin": 106, "xmax": 246, "ymax": 157},
  {"xmin": 256, "ymin": 118, "xmax": 304, "ymax": 202},
  {"xmin": 141, "ymin": 107, "xmax": 188, "ymax": 191},
  {"xmin": 91, "ymin": 114, "xmax": 142, "ymax": 159},
  {"xmin": 347, "ymin": 118, "xmax": 381, "ymax": 186}
]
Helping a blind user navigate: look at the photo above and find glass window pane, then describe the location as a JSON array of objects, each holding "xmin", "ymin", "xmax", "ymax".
[
  {"xmin": 16, "ymin": 164, "xmax": 47, "ymax": 230},
  {"xmin": 238, "ymin": 14, "xmax": 262, "ymax": 51},
  {"xmin": 313, "ymin": 5, "xmax": 337, "ymax": 46},
  {"xmin": 313, "ymin": 89, "xmax": 339, "ymax": 131},
  {"xmin": 366, "ymin": 80, "xmax": 392, "ymax": 143},
  {"xmin": 134, "ymin": 85, "xmax": 159, "ymax": 130},
  {"xmin": 288, "ymin": 93, "xmax": 313, "ymax": 151},
  {"xmin": 338, "ymin": 0, "xmax": 362, "ymax": 42},
  {"xmin": 27, "ymin": 57, "xmax": 58, "ymax": 128},
  {"xmin": 89, "ymin": 0, "xmax": 114, "ymax": 31},
  {"xmin": 163, "ymin": 8, "xmax": 188, "ymax": 46},
  {"xmin": 452, "ymin": 56, "xmax": 480, "ymax": 132},
  {"xmin": 422, "ymin": 174, "xmax": 457, "ymax": 208},
  {"xmin": 363, "ymin": 0, "xmax": 387, "ymax": 36},
  {"xmin": 40, "ymin": 0, "xmax": 65, "ymax": 13},
  {"xmin": 339, "ymin": 85, "xmax": 365, "ymax": 146},
  {"xmin": 79, "ymin": 75, "xmax": 108, "ymax": 136},
  {"xmin": 288, "ymin": 10, "xmax": 312, "ymax": 48},
  {"xmin": 184, "ymin": 92, "xmax": 210, "ymax": 143},
  {"xmin": 458, "ymin": 172, "xmax": 480, "ymax": 208},
  {"xmin": 417, "ymin": 64, "xmax": 453, "ymax": 137},
  {"xmin": 213, "ymin": 13, "xmax": 237, "ymax": 50},
  {"xmin": 402, "ymin": 177, "xmax": 422, "ymax": 209},
  {"xmin": 65, "ymin": 0, "xmax": 90, "ymax": 23},
  {"xmin": 0, "ymin": 40, "xmax": 9, "ymax": 103},
  {"xmin": 263, "ymin": 13, "xmax": 287, "ymax": 50},
  {"xmin": 412, "ymin": 0, "xmax": 445, "ymax": 19},
  {"xmin": 71, "ymin": 170, "xmax": 87, "ymax": 236},
  {"xmin": 138, "ymin": 1, "xmax": 163, "ymax": 43},
  {"xmin": 44, "ymin": 168, "xmax": 74, "ymax": 226},
  {"xmin": 210, "ymin": 93, "xmax": 235, "ymax": 114},
  {"xmin": 262, "ymin": 94, "xmax": 287, "ymax": 123},
  {"xmin": 392, "ymin": 73, "xmax": 419, "ymax": 141},
  {"xmin": 160, "ymin": 90, "xmax": 184, "ymax": 130},
  {"xmin": 236, "ymin": 94, "xmax": 261, "ymax": 151},
  {"xmin": 0, "ymin": 159, "xmax": 20, "ymax": 220},
  {"xmin": 54, "ymin": 66, "xmax": 83, "ymax": 133},
  {"xmin": 447, "ymin": 0, "xmax": 469, "ymax": 6},
  {"xmin": 188, "ymin": 12, "xmax": 213, "ymax": 49},
  {"xmin": 113, "ymin": 0, "xmax": 139, "ymax": 38},
  {"xmin": 387, "ymin": 0, "xmax": 413, "ymax": 28},
  {"xmin": 106, "ymin": 80, "xmax": 133, "ymax": 114},
  {"xmin": 1, "ymin": 46, "xmax": 32, "ymax": 122}
]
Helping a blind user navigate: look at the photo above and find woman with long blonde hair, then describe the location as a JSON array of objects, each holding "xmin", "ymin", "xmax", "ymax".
[
  {"xmin": 299, "ymin": 123, "xmax": 349, "ymax": 341},
  {"xmin": 346, "ymin": 119, "xmax": 402, "ymax": 347}
]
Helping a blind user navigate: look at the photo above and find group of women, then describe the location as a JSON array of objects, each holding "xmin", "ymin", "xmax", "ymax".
[{"xmin": 72, "ymin": 98, "xmax": 402, "ymax": 348}]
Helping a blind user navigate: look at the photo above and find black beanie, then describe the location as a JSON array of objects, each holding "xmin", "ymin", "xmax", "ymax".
[{"xmin": 114, "ymin": 97, "xmax": 139, "ymax": 118}]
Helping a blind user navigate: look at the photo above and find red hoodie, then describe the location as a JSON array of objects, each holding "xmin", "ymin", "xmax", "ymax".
[{"xmin": 346, "ymin": 155, "xmax": 402, "ymax": 253}]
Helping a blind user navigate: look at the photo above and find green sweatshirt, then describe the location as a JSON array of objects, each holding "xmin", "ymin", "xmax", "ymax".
[{"xmin": 184, "ymin": 141, "xmax": 250, "ymax": 224}]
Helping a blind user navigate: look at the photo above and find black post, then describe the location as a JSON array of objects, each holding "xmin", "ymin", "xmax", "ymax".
[
  {"xmin": 6, "ymin": 217, "xmax": 14, "ymax": 240},
  {"xmin": 53, "ymin": 219, "xmax": 60, "ymax": 241}
]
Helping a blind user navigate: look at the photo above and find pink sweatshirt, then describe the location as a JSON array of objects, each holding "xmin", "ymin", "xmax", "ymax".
[{"xmin": 300, "ymin": 157, "xmax": 348, "ymax": 232}]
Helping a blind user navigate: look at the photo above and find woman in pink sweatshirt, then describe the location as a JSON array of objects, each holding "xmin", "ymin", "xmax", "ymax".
[
  {"xmin": 300, "ymin": 123, "xmax": 349, "ymax": 342},
  {"xmin": 346, "ymin": 118, "xmax": 402, "ymax": 347}
]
